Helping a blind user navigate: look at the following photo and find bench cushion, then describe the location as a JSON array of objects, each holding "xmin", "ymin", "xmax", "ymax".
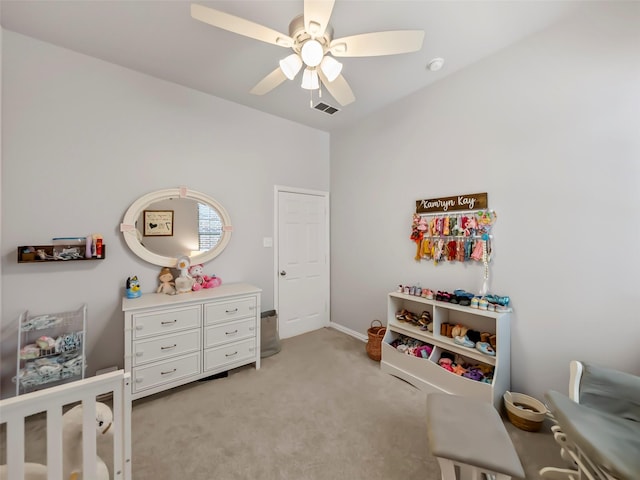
[{"xmin": 426, "ymin": 393, "xmax": 525, "ymax": 478}]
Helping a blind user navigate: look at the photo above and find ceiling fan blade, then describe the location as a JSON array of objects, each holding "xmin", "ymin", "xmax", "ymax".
[
  {"xmin": 330, "ymin": 30, "xmax": 424, "ymax": 57},
  {"xmin": 304, "ymin": 0, "xmax": 335, "ymax": 38},
  {"xmin": 250, "ymin": 68, "xmax": 288, "ymax": 96},
  {"xmin": 191, "ymin": 4, "xmax": 293, "ymax": 48},
  {"xmin": 318, "ymin": 70, "xmax": 355, "ymax": 106}
]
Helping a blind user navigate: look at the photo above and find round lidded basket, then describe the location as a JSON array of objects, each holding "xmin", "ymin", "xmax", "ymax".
[
  {"xmin": 366, "ymin": 319, "xmax": 386, "ymax": 361},
  {"xmin": 503, "ymin": 391, "xmax": 548, "ymax": 432}
]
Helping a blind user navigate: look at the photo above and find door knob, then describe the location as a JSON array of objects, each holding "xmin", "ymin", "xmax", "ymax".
[{"xmin": 280, "ymin": 270, "xmax": 287, "ymax": 276}]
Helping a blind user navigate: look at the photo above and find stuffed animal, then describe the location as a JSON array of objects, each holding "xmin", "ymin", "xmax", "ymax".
[
  {"xmin": 188, "ymin": 264, "xmax": 221, "ymax": 291},
  {"xmin": 62, "ymin": 402, "xmax": 113, "ymax": 480},
  {"xmin": 174, "ymin": 256, "xmax": 195, "ymax": 294},
  {"xmin": 157, "ymin": 267, "xmax": 177, "ymax": 295}
]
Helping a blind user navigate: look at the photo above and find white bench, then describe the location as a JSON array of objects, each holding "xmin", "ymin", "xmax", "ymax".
[{"xmin": 426, "ymin": 393, "xmax": 525, "ymax": 480}]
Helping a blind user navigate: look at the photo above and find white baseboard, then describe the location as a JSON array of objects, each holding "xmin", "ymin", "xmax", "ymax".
[{"xmin": 330, "ymin": 322, "xmax": 367, "ymax": 342}]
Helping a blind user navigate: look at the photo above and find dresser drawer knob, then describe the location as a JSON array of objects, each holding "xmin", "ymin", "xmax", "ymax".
[
  {"xmin": 161, "ymin": 344, "xmax": 177, "ymax": 350},
  {"xmin": 161, "ymin": 320, "xmax": 177, "ymax": 325},
  {"xmin": 225, "ymin": 330, "xmax": 238, "ymax": 336},
  {"xmin": 225, "ymin": 308, "xmax": 238, "ymax": 314},
  {"xmin": 249, "ymin": 327, "xmax": 255, "ymax": 331},
  {"xmin": 160, "ymin": 368, "xmax": 177, "ymax": 376},
  {"xmin": 136, "ymin": 352, "xmax": 144, "ymax": 357},
  {"xmin": 135, "ymin": 325, "xmax": 144, "ymax": 330},
  {"xmin": 225, "ymin": 351, "xmax": 238, "ymax": 357},
  {"xmin": 135, "ymin": 378, "xmax": 144, "ymax": 383}
]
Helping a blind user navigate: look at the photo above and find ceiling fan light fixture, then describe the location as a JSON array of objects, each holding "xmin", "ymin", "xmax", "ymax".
[
  {"xmin": 320, "ymin": 55, "xmax": 342, "ymax": 82},
  {"xmin": 301, "ymin": 67, "xmax": 319, "ymax": 90},
  {"xmin": 301, "ymin": 40, "xmax": 324, "ymax": 67},
  {"xmin": 279, "ymin": 54, "xmax": 303, "ymax": 80}
]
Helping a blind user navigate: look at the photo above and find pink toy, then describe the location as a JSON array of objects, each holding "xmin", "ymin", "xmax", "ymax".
[
  {"xmin": 188, "ymin": 264, "xmax": 222, "ymax": 291},
  {"xmin": 438, "ymin": 357, "xmax": 454, "ymax": 372}
]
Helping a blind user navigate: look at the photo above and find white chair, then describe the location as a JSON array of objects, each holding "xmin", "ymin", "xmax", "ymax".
[{"xmin": 540, "ymin": 360, "xmax": 640, "ymax": 480}]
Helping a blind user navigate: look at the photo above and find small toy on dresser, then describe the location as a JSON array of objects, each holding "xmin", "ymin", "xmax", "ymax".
[
  {"xmin": 188, "ymin": 264, "xmax": 222, "ymax": 291},
  {"xmin": 174, "ymin": 256, "xmax": 195, "ymax": 294},
  {"xmin": 126, "ymin": 275, "xmax": 142, "ymax": 298},
  {"xmin": 157, "ymin": 267, "xmax": 177, "ymax": 295}
]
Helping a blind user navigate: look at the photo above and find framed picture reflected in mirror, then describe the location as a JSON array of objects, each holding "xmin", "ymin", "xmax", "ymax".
[{"xmin": 143, "ymin": 210, "xmax": 174, "ymax": 237}]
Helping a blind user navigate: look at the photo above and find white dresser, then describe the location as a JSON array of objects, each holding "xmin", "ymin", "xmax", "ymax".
[{"xmin": 122, "ymin": 283, "xmax": 261, "ymax": 400}]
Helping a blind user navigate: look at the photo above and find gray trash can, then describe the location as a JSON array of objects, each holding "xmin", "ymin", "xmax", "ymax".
[{"xmin": 260, "ymin": 310, "xmax": 281, "ymax": 358}]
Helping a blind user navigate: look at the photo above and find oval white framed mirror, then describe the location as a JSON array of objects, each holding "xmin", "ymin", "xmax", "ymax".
[{"xmin": 121, "ymin": 187, "xmax": 232, "ymax": 267}]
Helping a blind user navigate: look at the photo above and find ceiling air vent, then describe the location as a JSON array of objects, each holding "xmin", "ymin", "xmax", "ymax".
[{"xmin": 313, "ymin": 102, "xmax": 340, "ymax": 115}]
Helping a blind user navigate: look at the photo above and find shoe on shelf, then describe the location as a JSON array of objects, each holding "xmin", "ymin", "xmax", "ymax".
[
  {"xmin": 453, "ymin": 290, "xmax": 475, "ymax": 299},
  {"xmin": 494, "ymin": 305, "xmax": 513, "ymax": 313},
  {"xmin": 454, "ymin": 335, "xmax": 475, "ymax": 348},
  {"xmin": 470, "ymin": 297, "xmax": 479, "ymax": 309},
  {"xmin": 485, "ymin": 294, "xmax": 510, "ymax": 307},
  {"xmin": 476, "ymin": 342, "xmax": 495, "ymax": 356}
]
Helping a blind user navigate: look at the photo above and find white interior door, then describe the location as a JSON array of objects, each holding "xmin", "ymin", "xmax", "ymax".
[{"xmin": 276, "ymin": 188, "xmax": 329, "ymax": 339}]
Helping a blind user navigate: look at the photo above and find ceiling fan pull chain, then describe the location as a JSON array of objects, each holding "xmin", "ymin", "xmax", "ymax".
[{"xmin": 309, "ymin": 89, "xmax": 313, "ymax": 108}]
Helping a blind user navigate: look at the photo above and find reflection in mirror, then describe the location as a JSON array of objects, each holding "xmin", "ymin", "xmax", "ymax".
[
  {"xmin": 136, "ymin": 198, "xmax": 222, "ymax": 258},
  {"xmin": 122, "ymin": 188, "xmax": 231, "ymax": 267}
]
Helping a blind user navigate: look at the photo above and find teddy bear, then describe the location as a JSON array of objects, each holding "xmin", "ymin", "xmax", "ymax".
[{"xmin": 188, "ymin": 264, "xmax": 222, "ymax": 291}]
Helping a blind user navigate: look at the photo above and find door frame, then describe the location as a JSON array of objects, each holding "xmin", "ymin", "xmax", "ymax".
[{"xmin": 273, "ymin": 185, "xmax": 331, "ymax": 334}]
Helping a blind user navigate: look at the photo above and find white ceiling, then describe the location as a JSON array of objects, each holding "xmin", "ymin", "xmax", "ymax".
[{"xmin": 1, "ymin": 0, "xmax": 581, "ymax": 132}]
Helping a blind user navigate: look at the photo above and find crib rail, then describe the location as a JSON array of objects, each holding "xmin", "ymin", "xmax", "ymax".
[{"xmin": 0, "ymin": 370, "xmax": 131, "ymax": 480}]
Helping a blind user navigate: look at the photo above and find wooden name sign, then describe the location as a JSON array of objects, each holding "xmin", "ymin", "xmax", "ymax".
[{"xmin": 416, "ymin": 193, "xmax": 488, "ymax": 214}]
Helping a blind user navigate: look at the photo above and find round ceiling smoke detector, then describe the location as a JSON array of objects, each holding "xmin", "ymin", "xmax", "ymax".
[{"xmin": 427, "ymin": 57, "xmax": 445, "ymax": 72}]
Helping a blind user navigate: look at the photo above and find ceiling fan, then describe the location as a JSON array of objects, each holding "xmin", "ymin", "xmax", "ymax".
[{"xmin": 190, "ymin": 1, "xmax": 424, "ymax": 107}]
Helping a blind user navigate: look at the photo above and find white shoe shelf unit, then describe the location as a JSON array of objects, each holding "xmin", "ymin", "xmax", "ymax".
[
  {"xmin": 15, "ymin": 304, "xmax": 87, "ymax": 396},
  {"xmin": 381, "ymin": 292, "xmax": 511, "ymax": 409}
]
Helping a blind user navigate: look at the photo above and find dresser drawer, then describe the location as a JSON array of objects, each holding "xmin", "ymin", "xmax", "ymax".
[
  {"xmin": 133, "ymin": 305, "xmax": 201, "ymax": 339},
  {"xmin": 204, "ymin": 338, "xmax": 256, "ymax": 371},
  {"xmin": 204, "ymin": 318, "xmax": 256, "ymax": 348},
  {"xmin": 133, "ymin": 329, "xmax": 201, "ymax": 366},
  {"xmin": 132, "ymin": 352, "xmax": 201, "ymax": 393},
  {"xmin": 204, "ymin": 297, "xmax": 256, "ymax": 325}
]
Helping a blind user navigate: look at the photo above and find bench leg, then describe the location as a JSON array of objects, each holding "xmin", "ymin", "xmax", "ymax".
[{"xmin": 437, "ymin": 457, "xmax": 516, "ymax": 480}]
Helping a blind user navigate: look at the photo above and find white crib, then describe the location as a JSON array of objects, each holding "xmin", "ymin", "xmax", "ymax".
[{"xmin": 0, "ymin": 370, "xmax": 131, "ymax": 480}]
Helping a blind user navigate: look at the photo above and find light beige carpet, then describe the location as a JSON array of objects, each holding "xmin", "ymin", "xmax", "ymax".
[
  {"xmin": 130, "ymin": 327, "xmax": 564, "ymax": 479},
  {"xmin": 1, "ymin": 327, "xmax": 565, "ymax": 479}
]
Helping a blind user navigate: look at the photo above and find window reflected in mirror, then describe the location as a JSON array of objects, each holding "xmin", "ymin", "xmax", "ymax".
[{"xmin": 198, "ymin": 203, "xmax": 222, "ymax": 252}]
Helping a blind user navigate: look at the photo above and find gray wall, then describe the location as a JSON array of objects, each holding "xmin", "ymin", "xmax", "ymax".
[
  {"xmin": 330, "ymin": 3, "xmax": 640, "ymax": 400},
  {"xmin": 0, "ymin": 31, "xmax": 329, "ymax": 397}
]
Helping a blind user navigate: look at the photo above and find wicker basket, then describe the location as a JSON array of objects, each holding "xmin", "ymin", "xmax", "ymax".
[
  {"xmin": 503, "ymin": 391, "xmax": 548, "ymax": 432},
  {"xmin": 366, "ymin": 320, "xmax": 386, "ymax": 361}
]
